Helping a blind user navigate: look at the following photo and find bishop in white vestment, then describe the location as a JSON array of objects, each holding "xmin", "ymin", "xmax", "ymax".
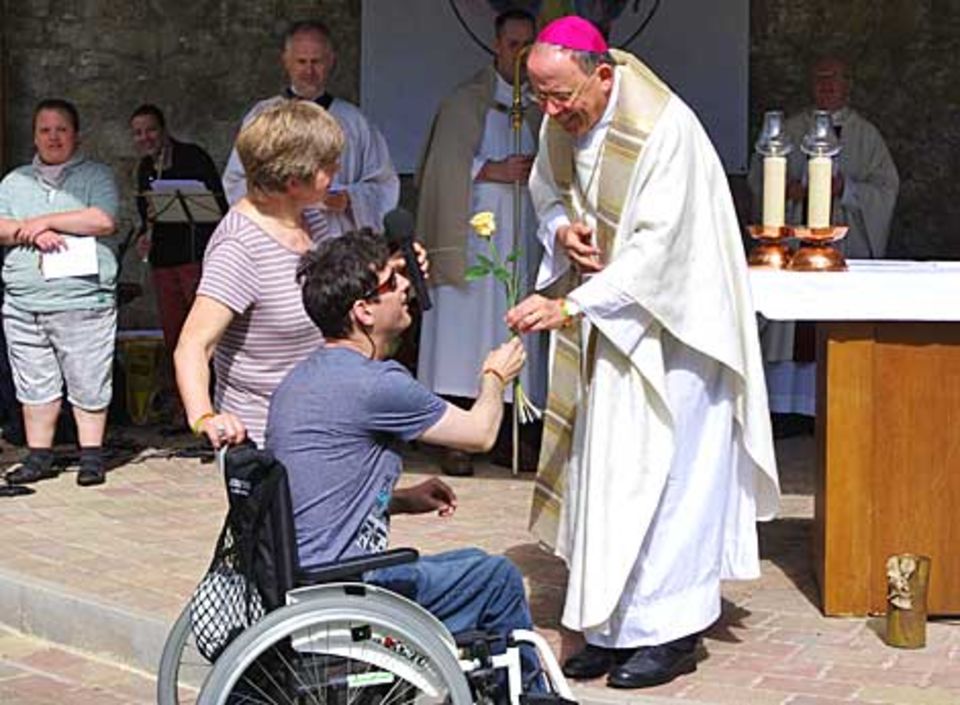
[{"xmin": 507, "ymin": 17, "xmax": 780, "ymax": 690}]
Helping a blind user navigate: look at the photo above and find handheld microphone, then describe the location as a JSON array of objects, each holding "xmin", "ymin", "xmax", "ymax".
[{"xmin": 383, "ymin": 208, "xmax": 432, "ymax": 312}]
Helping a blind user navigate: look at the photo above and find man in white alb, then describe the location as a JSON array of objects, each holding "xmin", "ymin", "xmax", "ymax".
[
  {"xmin": 222, "ymin": 20, "xmax": 399, "ymax": 236},
  {"xmin": 506, "ymin": 16, "xmax": 780, "ymax": 690},
  {"xmin": 416, "ymin": 9, "xmax": 546, "ymax": 475}
]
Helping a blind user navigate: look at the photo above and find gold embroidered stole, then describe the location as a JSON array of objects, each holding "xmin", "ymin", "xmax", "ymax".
[{"xmin": 528, "ymin": 51, "xmax": 671, "ymax": 548}]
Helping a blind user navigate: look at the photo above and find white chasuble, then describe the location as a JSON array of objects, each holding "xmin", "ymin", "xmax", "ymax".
[{"xmin": 529, "ymin": 51, "xmax": 780, "ymax": 644}]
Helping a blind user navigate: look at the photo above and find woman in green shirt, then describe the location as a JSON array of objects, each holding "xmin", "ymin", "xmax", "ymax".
[{"xmin": 0, "ymin": 99, "xmax": 119, "ymax": 487}]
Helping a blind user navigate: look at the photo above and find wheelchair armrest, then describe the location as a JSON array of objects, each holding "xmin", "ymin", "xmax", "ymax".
[{"xmin": 296, "ymin": 547, "xmax": 419, "ymax": 585}]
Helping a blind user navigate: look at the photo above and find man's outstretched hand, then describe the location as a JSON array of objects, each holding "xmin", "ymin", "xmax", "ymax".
[{"xmin": 390, "ymin": 477, "xmax": 458, "ymax": 517}]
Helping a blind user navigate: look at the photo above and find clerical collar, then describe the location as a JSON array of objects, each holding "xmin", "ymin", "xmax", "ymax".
[{"xmin": 284, "ymin": 87, "xmax": 334, "ymax": 109}]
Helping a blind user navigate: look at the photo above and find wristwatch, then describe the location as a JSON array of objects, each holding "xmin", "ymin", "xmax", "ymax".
[{"xmin": 560, "ymin": 298, "xmax": 582, "ymax": 327}]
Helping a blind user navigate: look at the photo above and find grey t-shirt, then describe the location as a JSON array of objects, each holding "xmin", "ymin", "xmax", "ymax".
[{"xmin": 265, "ymin": 346, "xmax": 447, "ymax": 569}]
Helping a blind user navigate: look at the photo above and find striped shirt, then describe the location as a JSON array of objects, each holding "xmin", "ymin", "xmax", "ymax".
[{"xmin": 198, "ymin": 209, "xmax": 328, "ymax": 446}]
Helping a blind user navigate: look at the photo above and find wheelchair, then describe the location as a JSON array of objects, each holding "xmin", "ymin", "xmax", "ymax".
[{"xmin": 157, "ymin": 445, "xmax": 576, "ymax": 704}]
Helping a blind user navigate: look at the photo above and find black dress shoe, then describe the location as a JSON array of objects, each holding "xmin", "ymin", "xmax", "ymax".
[
  {"xmin": 562, "ymin": 644, "xmax": 632, "ymax": 680},
  {"xmin": 5, "ymin": 462, "xmax": 58, "ymax": 485},
  {"xmin": 76, "ymin": 464, "xmax": 106, "ymax": 487},
  {"xmin": 607, "ymin": 637, "xmax": 698, "ymax": 689}
]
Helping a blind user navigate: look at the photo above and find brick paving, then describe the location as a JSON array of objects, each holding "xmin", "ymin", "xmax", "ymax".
[
  {"xmin": 0, "ymin": 626, "xmax": 154, "ymax": 704},
  {"xmin": 0, "ymin": 429, "xmax": 958, "ymax": 704}
]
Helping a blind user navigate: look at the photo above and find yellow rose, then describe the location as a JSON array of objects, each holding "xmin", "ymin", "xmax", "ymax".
[{"xmin": 469, "ymin": 211, "xmax": 497, "ymax": 238}]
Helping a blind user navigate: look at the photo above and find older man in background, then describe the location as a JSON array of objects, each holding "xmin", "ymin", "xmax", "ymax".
[{"xmin": 221, "ymin": 20, "xmax": 398, "ymax": 236}]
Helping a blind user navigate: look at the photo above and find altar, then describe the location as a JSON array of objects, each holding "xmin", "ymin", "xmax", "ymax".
[{"xmin": 750, "ymin": 260, "xmax": 960, "ymax": 616}]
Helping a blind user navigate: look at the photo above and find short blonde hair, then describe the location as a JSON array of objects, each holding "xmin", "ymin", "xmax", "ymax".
[{"xmin": 237, "ymin": 101, "xmax": 344, "ymax": 195}]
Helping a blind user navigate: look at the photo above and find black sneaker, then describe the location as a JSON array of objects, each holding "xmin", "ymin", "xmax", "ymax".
[
  {"xmin": 6, "ymin": 461, "xmax": 59, "ymax": 485},
  {"xmin": 76, "ymin": 464, "xmax": 106, "ymax": 487}
]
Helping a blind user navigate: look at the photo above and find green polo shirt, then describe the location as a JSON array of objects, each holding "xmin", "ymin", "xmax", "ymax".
[{"xmin": 0, "ymin": 157, "xmax": 119, "ymax": 312}]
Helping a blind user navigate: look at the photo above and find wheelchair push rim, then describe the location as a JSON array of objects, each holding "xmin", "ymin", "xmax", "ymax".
[{"xmin": 197, "ymin": 586, "xmax": 474, "ymax": 705}]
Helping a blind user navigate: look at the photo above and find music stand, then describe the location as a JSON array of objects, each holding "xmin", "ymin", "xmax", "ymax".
[{"xmin": 140, "ymin": 179, "xmax": 224, "ymax": 259}]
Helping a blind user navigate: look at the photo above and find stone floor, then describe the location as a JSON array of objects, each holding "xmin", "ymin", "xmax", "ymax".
[{"xmin": 0, "ymin": 428, "xmax": 958, "ymax": 704}]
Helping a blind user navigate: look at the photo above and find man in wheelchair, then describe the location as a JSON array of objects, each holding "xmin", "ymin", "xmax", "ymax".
[{"xmin": 263, "ymin": 229, "xmax": 549, "ymax": 699}]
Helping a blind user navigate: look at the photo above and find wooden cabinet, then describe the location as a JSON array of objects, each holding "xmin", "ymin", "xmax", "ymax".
[{"xmin": 814, "ymin": 322, "xmax": 960, "ymax": 615}]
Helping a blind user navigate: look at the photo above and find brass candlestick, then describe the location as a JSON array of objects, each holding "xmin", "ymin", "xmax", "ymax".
[
  {"xmin": 789, "ymin": 113, "xmax": 847, "ymax": 271},
  {"xmin": 788, "ymin": 225, "xmax": 849, "ymax": 271},
  {"xmin": 747, "ymin": 225, "xmax": 794, "ymax": 269}
]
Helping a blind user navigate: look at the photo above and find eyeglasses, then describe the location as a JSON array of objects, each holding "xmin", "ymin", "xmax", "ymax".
[
  {"xmin": 531, "ymin": 71, "xmax": 596, "ymax": 109},
  {"xmin": 363, "ymin": 269, "xmax": 398, "ymax": 300}
]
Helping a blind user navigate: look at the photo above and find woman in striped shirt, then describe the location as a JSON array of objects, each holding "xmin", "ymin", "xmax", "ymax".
[{"xmin": 174, "ymin": 101, "xmax": 344, "ymax": 448}]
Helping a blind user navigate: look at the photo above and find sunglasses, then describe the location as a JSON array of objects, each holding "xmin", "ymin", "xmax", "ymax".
[{"xmin": 363, "ymin": 269, "xmax": 398, "ymax": 300}]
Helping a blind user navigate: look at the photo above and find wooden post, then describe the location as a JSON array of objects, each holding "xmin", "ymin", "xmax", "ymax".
[{"xmin": 885, "ymin": 554, "xmax": 931, "ymax": 648}]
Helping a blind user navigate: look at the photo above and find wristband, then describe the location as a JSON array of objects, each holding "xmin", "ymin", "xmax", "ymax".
[
  {"xmin": 191, "ymin": 412, "xmax": 216, "ymax": 436},
  {"xmin": 482, "ymin": 368, "xmax": 507, "ymax": 387}
]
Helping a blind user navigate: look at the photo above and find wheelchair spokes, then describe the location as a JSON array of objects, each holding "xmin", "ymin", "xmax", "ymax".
[{"xmin": 204, "ymin": 601, "xmax": 468, "ymax": 705}]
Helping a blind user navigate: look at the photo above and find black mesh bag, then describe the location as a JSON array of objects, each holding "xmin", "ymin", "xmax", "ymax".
[{"xmin": 188, "ymin": 444, "xmax": 298, "ymax": 662}]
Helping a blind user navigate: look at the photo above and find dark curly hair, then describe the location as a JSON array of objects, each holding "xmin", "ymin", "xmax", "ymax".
[{"xmin": 297, "ymin": 229, "xmax": 390, "ymax": 340}]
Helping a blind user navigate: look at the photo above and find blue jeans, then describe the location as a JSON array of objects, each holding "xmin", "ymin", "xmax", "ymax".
[{"xmin": 367, "ymin": 547, "xmax": 543, "ymax": 692}]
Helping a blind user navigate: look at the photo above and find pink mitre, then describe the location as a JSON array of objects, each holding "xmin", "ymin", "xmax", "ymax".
[{"xmin": 536, "ymin": 15, "xmax": 608, "ymax": 53}]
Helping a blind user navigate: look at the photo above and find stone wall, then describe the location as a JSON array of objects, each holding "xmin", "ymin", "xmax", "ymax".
[
  {"xmin": 751, "ymin": 0, "xmax": 960, "ymax": 259},
  {"xmin": 0, "ymin": 0, "xmax": 361, "ymax": 327},
  {"xmin": 0, "ymin": 1, "xmax": 957, "ymax": 325}
]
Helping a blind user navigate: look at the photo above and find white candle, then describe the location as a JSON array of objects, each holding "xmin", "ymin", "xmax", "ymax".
[
  {"xmin": 762, "ymin": 156, "xmax": 786, "ymax": 228},
  {"xmin": 807, "ymin": 155, "xmax": 832, "ymax": 228}
]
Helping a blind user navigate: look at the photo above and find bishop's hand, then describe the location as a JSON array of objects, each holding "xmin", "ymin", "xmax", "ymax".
[
  {"xmin": 557, "ymin": 222, "xmax": 602, "ymax": 272},
  {"xmin": 507, "ymin": 294, "xmax": 568, "ymax": 333}
]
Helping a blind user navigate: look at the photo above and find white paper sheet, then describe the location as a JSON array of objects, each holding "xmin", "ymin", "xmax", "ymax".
[{"xmin": 41, "ymin": 235, "xmax": 99, "ymax": 279}]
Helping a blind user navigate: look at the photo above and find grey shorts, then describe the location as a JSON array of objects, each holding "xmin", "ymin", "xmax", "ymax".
[{"xmin": 2, "ymin": 303, "xmax": 116, "ymax": 410}]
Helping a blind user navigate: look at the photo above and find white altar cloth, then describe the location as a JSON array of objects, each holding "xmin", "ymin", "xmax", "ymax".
[{"xmin": 749, "ymin": 260, "xmax": 960, "ymax": 322}]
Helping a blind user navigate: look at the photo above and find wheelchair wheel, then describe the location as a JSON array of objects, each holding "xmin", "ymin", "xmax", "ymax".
[
  {"xmin": 197, "ymin": 584, "xmax": 473, "ymax": 705},
  {"xmin": 157, "ymin": 604, "xmax": 215, "ymax": 704}
]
